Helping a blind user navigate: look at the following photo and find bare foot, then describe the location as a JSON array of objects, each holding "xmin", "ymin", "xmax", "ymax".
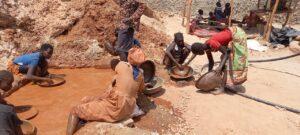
[{"xmin": 211, "ymin": 87, "xmax": 224, "ymax": 95}]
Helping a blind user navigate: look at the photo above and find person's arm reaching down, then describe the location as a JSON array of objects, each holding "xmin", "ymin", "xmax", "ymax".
[{"xmin": 166, "ymin": 43, "xmax": 182, "ymax": 68}]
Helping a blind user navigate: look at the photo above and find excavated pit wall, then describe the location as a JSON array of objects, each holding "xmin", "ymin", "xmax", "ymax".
[{"xmin": 0, "ymin": 0, "xmax": 170, "ymax": 69}]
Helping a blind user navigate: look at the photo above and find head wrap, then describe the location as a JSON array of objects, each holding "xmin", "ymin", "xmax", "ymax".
[{"xmin": 127, "ymin": 46, "xmax": 146, "ymax": 66}]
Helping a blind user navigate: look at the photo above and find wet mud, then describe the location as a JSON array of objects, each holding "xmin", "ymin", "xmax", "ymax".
[
  {"xmin": 6, "ymin": 68, "xmax": 115, "ymax": 135},
  {"xmin": 6, "ymin": 68, "xmax": 187, "ymax": 134}
]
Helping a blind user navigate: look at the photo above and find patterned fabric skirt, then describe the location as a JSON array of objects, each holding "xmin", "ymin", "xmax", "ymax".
[{"xmin": 226, "ymin": 26, "xmax": 248, "ymax": 86}]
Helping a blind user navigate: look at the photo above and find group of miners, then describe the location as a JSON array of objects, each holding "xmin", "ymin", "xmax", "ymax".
[
  {"xmin": 0, "ymin": 0, "xmax": 249, "ymax": 134},
  {"xmin": 192, "ymin": 2, "xmax": 231, "ymax": 26}
]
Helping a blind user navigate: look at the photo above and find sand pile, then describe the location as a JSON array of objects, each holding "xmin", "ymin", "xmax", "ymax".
[{"xmin": 0, "ymin": 0, "xmax": 170, "ymax": 69}]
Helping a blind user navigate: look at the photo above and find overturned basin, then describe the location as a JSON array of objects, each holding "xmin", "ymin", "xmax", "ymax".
[{"xmin": 195, "ymin": 71, "xmax": 222, "ymax": 91}]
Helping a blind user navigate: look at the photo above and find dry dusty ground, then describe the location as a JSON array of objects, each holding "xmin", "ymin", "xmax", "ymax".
[
  {"xmin": 158, "ymin": 48, "xmax": 300, "ymax": 135},
  {"xmin": 145, "ymin": 15, "xmax": 300, "ymax": 134}
]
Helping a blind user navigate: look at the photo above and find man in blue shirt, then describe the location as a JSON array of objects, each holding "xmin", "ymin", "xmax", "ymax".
[{"xmin": 7, "ymin": 44, "xmax": 54, "ymax": 93}]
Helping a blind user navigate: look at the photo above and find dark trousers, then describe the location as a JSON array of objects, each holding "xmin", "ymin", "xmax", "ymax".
[{"xmin": 117, "ymin": 51, "xmax": 128, "ymax": 62}]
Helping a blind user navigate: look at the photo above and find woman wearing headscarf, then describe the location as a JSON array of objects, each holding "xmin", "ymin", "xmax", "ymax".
[{"xmin": 66, "ymin": 47, "xmax": 146, "ymax": 135}]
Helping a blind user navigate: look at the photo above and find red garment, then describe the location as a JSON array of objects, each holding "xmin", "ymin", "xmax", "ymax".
[{"xmin": 205, "ymin": 29, "xmax": 232, "ymax": 51}]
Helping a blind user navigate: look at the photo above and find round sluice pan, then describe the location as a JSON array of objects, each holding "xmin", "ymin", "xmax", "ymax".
[
  {"xmin": 169, "ymin": 66, "xmax": 194, "ymax": 79},
  {"xmin": 15, "ymin": 105, "xmax": 39, "ymax": 120},
  {"xmin": 140, "ymin": 60, "xmax": 156, "ymax": 83},
  {"xmin": 144, "ymin": 76, "xmax": 164, "ymax": 95},
  {"xmin": 195, "ymin": 71, "xmax": 222, "ymax": 91},
  {"xmin": 36, "ymin": 76, "xmax": 66, "ymax": 87}
]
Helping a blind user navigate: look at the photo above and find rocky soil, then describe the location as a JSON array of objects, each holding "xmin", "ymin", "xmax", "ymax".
[
  {"xmin": 143, "ymin": 0, "xmax": 300, "ymax": 24},
  {"xmin": 0, "ymin": 0, "xmax": 170, "ymax": 69}
]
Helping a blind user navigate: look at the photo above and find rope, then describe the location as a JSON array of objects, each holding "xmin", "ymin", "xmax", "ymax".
[
  {"xmin": 200, "ymin": 53, "xmax": 300, "ymax": 73},
  {"xmin": 249, "ymin": 64, "xmax": 300, "ymax": 78},
  {"xmin": 227, "ymin": 89, "xmax": 300, "ymax": 114}
]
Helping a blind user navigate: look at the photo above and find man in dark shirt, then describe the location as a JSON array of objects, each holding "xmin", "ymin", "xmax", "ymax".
[
  {"xmin": 0, "ymin": 70, "xmax": 22, "ymax": 135},
  {"xmin": 105, "ymin": 27, "xmax": 141, "ymax": 61},
  {"xmin": 0, "ymin": 104, "xmax": 22, "ymax": 135},
  {"xmin": 163, "ymin": 32, "xmax": 191, "ymax": 70},
  {"xmin": 114, "ymin": 0, "xmax": 145, "ymax": 61}
]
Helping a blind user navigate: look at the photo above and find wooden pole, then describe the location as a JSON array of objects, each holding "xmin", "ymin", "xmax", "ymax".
[
  {"xmin": 267, "ymin": 0, "xmax": 272, "ymax": 10},
  {"xmin": 228, "ymin": 0, "xmax": 234, "ymax": 26},
  {"xmin": 257, "ymin": 0, "xmax": 261, "ymax": 9},
  {"xmin": 182, "ymin": 0, "xmax": 188, "ymax": 26},
  {"xmin": 263, "ymin": 0, "xmax": 280, "ymax": 41},
  {"xmin": 186, "ymin": 0, "xmax": 193, "ymax": 33},
  {"xmin": 283, "ymin": 0, "xmax": 297, "ymax": 27}
]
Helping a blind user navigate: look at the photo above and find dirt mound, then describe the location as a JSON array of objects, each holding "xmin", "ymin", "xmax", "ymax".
[{"xmin": 0, "ymin": 0, "xmax": 170, "ymax": 69}]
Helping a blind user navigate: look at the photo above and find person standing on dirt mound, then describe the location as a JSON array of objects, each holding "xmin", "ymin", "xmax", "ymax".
[
  {"xmin": 104, "ymin": 27, "xmax": 141, "ymax": 58},
  {"xmin": 114, "ymin": 0, "xmax": 145, "ymax": 61},
  {"xmin": 187, "ymin": 26, "xmax": 248, "ymax": 95},
  {"xmin": 6, "ymin": 43, "xmax": 54, "ymax": 95},
  {"xmin": 163, "ymin": 32, "xmax": 191, "ymax": 70},
  {"xmin": 115, "ymin": 0, "xmax": 145, "ymax": 31},
  {"xmin": 66, "ymin": 47, "xmax": 146, "ymax": 135},
  {"xmin": 0, "ymin": 70, "xmax": 23, "ymax": 135}
]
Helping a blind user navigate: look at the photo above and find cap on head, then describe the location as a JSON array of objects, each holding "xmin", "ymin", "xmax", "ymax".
[{"xmin": 0, "ymin": 70, "xmax": 14, "ymax": 91}]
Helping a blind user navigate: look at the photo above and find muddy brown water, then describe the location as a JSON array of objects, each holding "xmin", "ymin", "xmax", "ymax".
[
  {"xmin": 5, "ymin": 68, "xmax": 181, "ymax": 134},
  {"xmin": 6, "ymin": 68, "xmax": 114, "ymax": 135}
]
